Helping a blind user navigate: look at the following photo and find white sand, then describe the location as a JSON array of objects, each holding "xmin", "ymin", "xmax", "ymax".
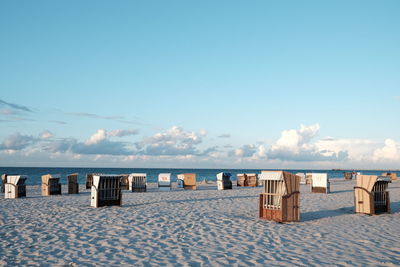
[{"xmin": 1, "ymin": 179, "xmax": 399, "ymax": 266}]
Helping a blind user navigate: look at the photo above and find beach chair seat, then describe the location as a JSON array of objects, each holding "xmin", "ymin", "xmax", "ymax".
[
  {"xmin": 354, "ymin": 175, "xmax": 391, "ymax": 215},
  {"xmin": 158, "ymin": 173, "xmax": 171, "ymax": 191},
  {"xmin": 259, "ymin": 171, "xmax": 300, "ymax": 222},
  {"xmin": 42, "ymin": 174, "xmax": 62, "ymax": 196},
  {"xmin": 216, "ymin": 172, "xmax": 232, "ymax": 190},
  {"xmin": 4, "ymin": 175, "xmax": 27, "ymax": 199},
  {"xmin": 128, "ymin": 173, "xmax": 147, "ymax": 192},
  {"xmin": 67, "ymin": 173, "xmax": 79, "ymax": 194},
  {"xmin": 91, "ymin": 175, "xmax": 122, "ymax": 207},
  {"xmin": 310, "ymin": 173, "xmax": 330, "ymax": 193}
]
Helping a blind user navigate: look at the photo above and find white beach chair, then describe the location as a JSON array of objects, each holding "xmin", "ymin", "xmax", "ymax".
[
  {"xmin": 310, "ymin": 173, "xmax": 330, "ymax": 193},
  {"xmin": 128, "ymin": 173, "xmax": 147, "ymax": 192},
  {"xmin": 158, "ymin": 173, "xmax": 171, "ymax": 191},
  {"xmin": 91, "ymin": 174, "xmax": 122, "ymax": 208},
  {"xmin": 4, "ymin": 175, "xmax": 27, "ymax": 199},
  {"xmin": 177, "ymin": 174, "xmax": 184, "ymax": 188},
  {"xmin": 216, "ymin": 172, "xmax": 232, "ymax": 190}
]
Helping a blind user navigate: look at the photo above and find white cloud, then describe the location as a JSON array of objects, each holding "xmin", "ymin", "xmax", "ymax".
[
  {"xmin": 85, "ymin": 129, "xmax": 107, "ymax": 145},
  {"xmin": 372, "ymin": 139, "xmax": 400, "ymax": 162},
  {"xmin": 40, "ymin": 130, "xmax": 54, "ymax": 140},
  {"xmin": 218, "ymin": 134, "xmax": 231, "ymax": 138},
  {"xmin": 109, "ymin": 129, "xmax": 139, "ymax": 137},
  {"xmin": 0, "ymin": 133, "xmax": 37, "ymax": 150},
  {"xmin": 268, "ymin": 123, "xmax": 348, "ymax": 162},
  {"xmin": 136, "ymin": 126, "xmax": 205, "ymax": 156}
]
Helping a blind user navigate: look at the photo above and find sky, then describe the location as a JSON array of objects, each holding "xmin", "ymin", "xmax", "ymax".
[{"xmin": 0, "ymin": 0, "xmax": 399, "ymax": 169}]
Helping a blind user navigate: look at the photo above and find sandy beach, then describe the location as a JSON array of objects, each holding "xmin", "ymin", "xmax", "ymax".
[{"xmin": 1, "ymin": 179, "xmax": 399, "ymax": 266}]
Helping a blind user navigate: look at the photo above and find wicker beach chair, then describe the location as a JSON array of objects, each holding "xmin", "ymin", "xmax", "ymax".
[
  {"xmin": 177, "ymin": 173, "xmax": 196, "ymax": 190},
  {"xmin": 1, "ymin": 174, "xmax": 8, "ymax": 193},
  {"xmin": 344, "ymin": 172, "xmax": 353, "ymax": 180},
  {"xmin": 237, "ymin": 173, "xmax": 245, "ymax": 187},
  {"xmin": 216, "ymin": 172, "xmax": 232, "ymax": 190},
  {"xmin": 41, "ymin": 174, "xmax": 62, "ymax": 196},
  {"xmin": 67, "ymin": 173, "xmax": 79, "ymax": 194},
  {"xmin": 4, "ymin": 175, "xmax": 27, "ymax": 199},
  {"xmin": 128, "ymin": 173, "xmax": 147, "ymax": 192},
  {"xmin": 259, "ymin": 171, "xmax": 300, "ymax": 222},
  {"xmin": 296, "ymin": 173, "xmax": 307, "ymax": 185},
  {"xmin": 310, "ymin": 173, "xmax": 330, "ymax": 193},
  {"xmin": 119, "ymin": 174, "xmax": 130, "ymax": 190},
  {"xmin": 91, "ymin": 175, "xmax": 123, "ymax": 207},
  {"xmin": 158, "ymin": 173, "xmax": 171, "ymax": 191},
  {"xmin": 354, "ymin": 175, "xmax": 391, "ymax": 215},
  {"xmin": 381, "ymin": 172, "xmax": 398, "ymax": 182}
]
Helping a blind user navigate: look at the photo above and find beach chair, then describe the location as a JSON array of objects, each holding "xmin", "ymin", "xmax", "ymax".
[
  {"xmin": 216, "ymin": 172, "xmax": 232, "ymax": 190},
  {"xmin": 296, "ymin": 173, "xmax": 307, "ymax": 185},
  {"xmin": 1, "ymin": 174, "xmax": 8, "ymax": 193},
  {"xmin": 91, "ymin": 175, "xmax": 123, "ymax": 208},
  {"xmin": 381, "ymin": 172, "xmax": 397, "ymax": 182},
  {"xmin": 86, "ymin": 174, "xmax": 94, "ymax": 189},
  {"xmin": 305, "ymin": 173, "xmax": 312, "ymax": 184},
  {"xmin": 42, "ymin": 174, "xmax": 62, "ymax": 196},
  {"xmin": 67, "ymin": 173, "xmax": 79, "ymax": 194},
  {"xmin": 177, "ymin": 173, "xmax": 196, "ymax": 190},
  {"xmin": 158, "ymin": 173, "xmax": 171, "ymax": 191},
  {"xmin": 310, "ymin": 173, "xmax": 330, "ymax": 193},
  {"xmin": 4, "ymin": 175, "xmax": 27, "ymax": 199},
  {"xmin": 120, "ymin": 174, "xmax": 130, "ymax": 190},
  {"xmin": 354, "ymin": 175, "xmax": 391, "ymax": 215},
  {"xmin": 128, "ymin": 173, "xmax": 147, "ymax": 192},
  {"xmin": 246, "ymin": 173, "xmax": 258, "ymax": 187},
  {"xmin": 237, "ymin": 173, "xmax": 245, "ymax": 187},
  {"xmin": 259, "ymin": 171, "xmax": 300, "ymax": 222},
  {"xmin": 344, "ymin": 172, "xmax": 353, "ymax": 180}
]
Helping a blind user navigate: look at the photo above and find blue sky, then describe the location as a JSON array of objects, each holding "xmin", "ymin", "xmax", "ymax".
[{"xmin": 1, "ymin": 1, "xmax": 399, "ymax": 168}]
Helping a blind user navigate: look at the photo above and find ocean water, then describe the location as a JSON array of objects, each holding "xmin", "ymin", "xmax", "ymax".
[{"xmin": 0, "ymin": 167, "xmax": 396, "ymax": 185}]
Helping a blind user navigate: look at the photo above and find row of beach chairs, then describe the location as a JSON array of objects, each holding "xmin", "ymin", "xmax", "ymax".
[{"xmin": 2, "ymin": 172, "xmax": 394, "ymax": 222}]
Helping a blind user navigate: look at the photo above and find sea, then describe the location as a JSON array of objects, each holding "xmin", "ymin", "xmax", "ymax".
[{"xmin": 1, "ymin": 167, "xmax": 397, "ymax": 185}]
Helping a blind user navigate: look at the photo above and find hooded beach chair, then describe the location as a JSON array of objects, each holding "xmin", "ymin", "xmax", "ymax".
[
  {"xmin": 216, "ymin": 172, "xmax": 232, "ymax": 190},
  {"xmin": 354, "ymin": 175, "xmax": 391, "ymax": 215},
  {"xmin": 237, "ymin": 173, "xmax": 245, "ymax": 187},
  {"xmin": 310, "ymin": 173, "xmax": 330, "ymax": 193},
  {"xmin": 381, "ymin": 172, "xmax": 397, "ymax": 182},
  {"xmin": 119, "ymin": 174, "xmax": 130, "ymax": 190},
  {"xmin": 4, "ymin": 175, "xmax": 27, "ymax": 199},
  {"xmin": 158, "ymin": 173, "xmax": 171, "ymax": 191},
  {"xmin": 305, "ymin": 173, "xmax": 312, "ymax": 184},
  {"xmin": 67, "ymin": 173, "xmax": 79, "ymax": 194},
  {"xmin": 177, "ymin": 173, "xmax": 197, "ymax": 190},
  {"xmin": 259, "ymin": 171, "xmax": 300, "ymax": 222},
  {"xmin": 41, "ymin": 174, "xmax": 62, "ymax": 196},
  {"xmin": 296, "ymin": 173, "xmax": 307, "ymax": 185},
  {"xmin": 91, "ymin": 175, "xmax": 123, "ymax": 207},
  {"xmin": 344, "ymin": 172, "xmax": 353, "ymax": 180},
  {"xmin": 86, "ymin": 174, "xmax": 94, "ymax": 189},
  {"xmin": 237, "ymin": 173, "xmax": 257, "ymax": 187},
  {"xmin": 128, "ymin": 173, "xmax": 147, "ymax": 192},
  {"xmin": 1, "ymin": 174, "xmax": 7, "ymax": 193}
]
